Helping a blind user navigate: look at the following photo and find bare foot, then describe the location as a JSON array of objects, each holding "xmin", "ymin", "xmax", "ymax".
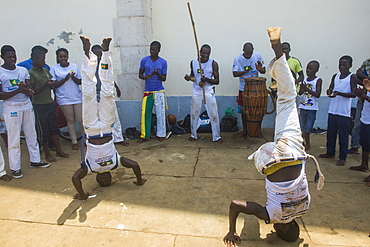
[
  {"xmin": 101, "ymin": 38, "xmax": 112, "ymax": 51},
  {"xmin": 72, "ymin": 144, "xmax": 79, "ymax": 150},
  {"xmin": 156, "ymin": 136, "xmax": 165, "ymax": 142},
  {"xmin": 56, "ymin": 151, "xmax": 70, "ymax": 158},
  {"xmin": 214, "ymin": 138, "xmax": 223, "ymax": 144},
  {"xmin": 46, "ymin": 154, "xmax": 57, "ymax": 162},
  {"xmin": 233, "ymin": 131, "xmax": 247, "ymax": 138},
  {"xmin": 267, "ymin": 27, "xmax": 282, "ymax": 44},
  {"xmin": 137, "ymin": 138, "xmax": 149, "ymax": 144},
  {"xmin": 349, "ymin": 165, "xmax": 369, "ymax": 172},
  {"xmin": 80, "ymin": 36, "xmax": 91, "ymax": 58},
  {"xmin": 188, "ymin": 137, "xmax": 198, "ymax": 142},
  {"xmin": 133, "ymin": 178, "xmax": 147, "ymax": 186},
  {"xmin": 362, "ymin": 175, "xmax": 370, "ymax": 183},
  {"xmin": 116, "ymin": 141, "xmax": 129, "ymax": 146},
  {"xmin": 0, "ymin": 174, "xmax": 12, "ymax": 182}
]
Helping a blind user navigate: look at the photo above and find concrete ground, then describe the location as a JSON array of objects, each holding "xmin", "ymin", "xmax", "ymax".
[{"xmin": 0, "ymin": 130, "xmax": 369, "ymax": 247}]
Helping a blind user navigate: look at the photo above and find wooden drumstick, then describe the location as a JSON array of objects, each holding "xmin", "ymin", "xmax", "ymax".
[{"xmin": 187, "ymin": 2, "xmax": 206, "ymax": 104}]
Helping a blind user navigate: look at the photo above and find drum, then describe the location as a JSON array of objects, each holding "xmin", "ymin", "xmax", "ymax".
[{"xmin": 243, "ymin": 77, "xmax": 275, "ymax": 137}]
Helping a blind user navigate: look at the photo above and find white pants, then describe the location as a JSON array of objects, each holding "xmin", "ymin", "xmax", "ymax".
[
  {"xmin": 0, "ymin": 147, "xmax": 6, "ymax": 177},
  {"xmin": 81, "ymin": 51, "xmax": 115, "ymax": 137},
  {"xmin": 4, "ymin": 108, "xmax": 41, "ymax": 171},
  {"xmin": 113, "ymin": 107, "xmax": 124, "ymax": 142},
  {"xmin": 249, "ymin": 55, "xmax": 306, "ymax": 173},
  {"xmin": 154, "ymin": 92, "xmax": 166, "ymax": 138},
  {"xmin": 269, "ymin": 55, "xmax": 303, "ymax": 147},
  {"xmin": 190, "ymin": 88, "xmax": 221, "ymax": 142}
]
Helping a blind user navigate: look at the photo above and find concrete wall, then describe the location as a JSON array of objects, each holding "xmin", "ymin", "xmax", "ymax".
[
  {"xmin": 0, "ymin": 0, "xmax": 368, "ymax": 132},
  {"xmin": 151, "ymin": 0, "xmax": 370, "ymax": 97}
]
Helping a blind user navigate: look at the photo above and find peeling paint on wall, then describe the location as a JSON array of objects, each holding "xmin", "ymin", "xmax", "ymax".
[
  {"xmin": 46, "ymin": 38, "xmax": 55, "ymax": 46},
  {"xmin": 45, "ymin": 28, "xmax": 83, "ymax": 47},
  {"xmin": 57, "ymin": 31, "xmax": 74, "ymax": 43}
]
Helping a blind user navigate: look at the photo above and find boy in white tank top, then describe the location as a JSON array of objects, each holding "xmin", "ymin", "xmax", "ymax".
[
  {"xmin": 319, "ymin": 56, "xmax": 357, "ymax": 166},
  {"xmin": 298, "ymin": 61, "xmax": 322, "ymax": 150},
  {"xmin": 71, "ymin": 36, "xmax": 146, "ymax": 201}
]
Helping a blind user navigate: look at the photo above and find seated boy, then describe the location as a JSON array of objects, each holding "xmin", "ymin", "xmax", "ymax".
[
  {"xmin": 72, "ymin": 36, "xmax": 146, "ymax": 200},
  {"xmin": 223, "ymin": 27, "xmax": 324, "ymax": 246}
]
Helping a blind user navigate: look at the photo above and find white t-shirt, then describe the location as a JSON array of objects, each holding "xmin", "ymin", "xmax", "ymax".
[
  {"xmin": 298, "ymin": 77, "xmax": 320, "ymax": 111},
  {"xmin": 232, "ymin": 52, "xmax": 265, "ymax": 91},
  {"xmin": 361, "ymin": 92, "xmax": 370, "ymax": 125},
  {"xmin": 0, "ymin": 66, "xmax": 32, "ymax": 112},
  {"xmin": 50, "ymin": 63, "xmax": 82, "ymax": 105}
]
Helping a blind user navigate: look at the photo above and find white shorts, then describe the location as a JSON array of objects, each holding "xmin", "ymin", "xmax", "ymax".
[{"xmin": 265, "ymin": 171, "xmax": 310, "ymax": 224}]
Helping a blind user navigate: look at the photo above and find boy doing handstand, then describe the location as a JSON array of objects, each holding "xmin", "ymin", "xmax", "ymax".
[
  {"xmin": 72, "ymin": 36, "xmax": 146, "ymax": 200},
  {"xmin": 223, "ymin": 27, "xmax": 324, "ymax": 246}
]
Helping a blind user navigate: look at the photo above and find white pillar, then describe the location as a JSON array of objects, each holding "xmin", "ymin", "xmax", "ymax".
[{"xmin": 114, "ymin": 0, "xmax": 152, "ymax": 100}]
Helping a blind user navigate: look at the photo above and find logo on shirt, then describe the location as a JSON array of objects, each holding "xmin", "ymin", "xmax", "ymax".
[
  {"xmin": 196, "ymin": 69, "xmax": 204, "ymax": 75},
  {"xmin": 244, "ymin": 66, "xmax": 252, "ymax": 72},
  {"xmin": 101, "ymin": 63, "xmax": 108, "ymax": 70},
  {"xmin": 10, "ymin": 112, "xmax": 18, "ymax": 117},
  {"xmin": 300, "ymin": 98, "xmax": 313, "ymax": 106},
  {"xmin": 9, "ymin": 79, "xmax": 21, "ymax": 87},
  {"xmin": 98, "ymin": 159, "xmax": 113, "ymax": 167}
]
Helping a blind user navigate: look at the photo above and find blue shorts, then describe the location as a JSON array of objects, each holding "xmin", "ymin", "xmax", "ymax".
[
  {"xmin": 360, "ymin": 122, "xmax": 370, "ymax": 152},
  {"xmin": 299, "ymin": 109, "xmax": 316, "ymax": 133}
]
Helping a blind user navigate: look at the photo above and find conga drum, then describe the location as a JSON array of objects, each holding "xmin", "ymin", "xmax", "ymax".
[{"xmin": 243, "ymin": 77, "xmax": 275, "ymax": 137}]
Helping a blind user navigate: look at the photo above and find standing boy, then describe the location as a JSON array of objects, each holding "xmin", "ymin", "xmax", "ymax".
[
  {"xmin": 348, "ymin": 58, "xmax": 370, "ymax": 154},
  {"xmin": 298, "ymin": 61, "xmax": 322, "ymax": 150},
  {"xmin": 29, "ymin": 49, "xmax": 69, "ymax": 162},
  {"xmin": 72, "ymin": 36, "xmax": 146, "ymax": 200},
  {"xmin": 282, "ymin": 42, "xmax": 304, "ymax": 85},
  {"xmin": 319, "ymin": 56, "xmax": 357, "ymax": 166},
  {"xmin": 184, "ymin": 44, "xmax": 223, "ymax": 144},
  {"xmin": 350, "ymin": 81, "xmax": 370, "ymax": 186},
  {"xmin": 0, "ymin": 45, "xmax": 50, "ymax": 179},
  {"xmin": 223, "ymin": 27, "xmax": 324, "ymax": 246},
  {"xmin": 232, "ymin": 42, "xmax": 266, "ymax": 137},
  {"xmin": 138, "ymin": 41, "xmax": 167, "ymax": 143}
]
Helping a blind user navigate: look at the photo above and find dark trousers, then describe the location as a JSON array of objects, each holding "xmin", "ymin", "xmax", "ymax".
[
  {"xmin": 326, "ymin": 113, "xmax": 351, "ymax": 160},
  {"xmin": 34, "ymin": 102, "xmax": 59, "ymax": 145}
]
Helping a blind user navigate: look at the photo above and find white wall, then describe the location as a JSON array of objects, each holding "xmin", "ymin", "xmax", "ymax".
[
  {"xmin": 0, "ymin": 0, "xmax": 118, "ymax": 73},
  {"xmin": 1, "ymin": 0, "xmax": 369, "ymax": 98},
  {"xmin": 152, "ymin": 0, "xmax": 370, "ymax": 96}
]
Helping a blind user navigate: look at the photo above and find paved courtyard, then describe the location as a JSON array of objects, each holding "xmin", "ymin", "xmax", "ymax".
[{"xmin": 0, "ymin": 130, "xmax": 368, "ymax": 246}]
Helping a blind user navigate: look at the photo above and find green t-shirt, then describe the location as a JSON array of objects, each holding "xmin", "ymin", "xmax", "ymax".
[
  {"xmin": 29, "ymin": 67, "xmax": 53, "ymax": 105},
  {"xmin": 287, "ymin": 56, "xmax": 303, "ymax": 79}
]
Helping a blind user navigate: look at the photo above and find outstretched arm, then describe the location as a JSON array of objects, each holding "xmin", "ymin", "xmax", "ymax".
[
  {"xmin": 223, "ymin": 200, "xmax": 269, "ymax": 247},
  {"xmin": 72, "ymin": 167, "xmax": 89, "ymax": 200},
  {"xmin": 120, "ymin": 157, "xmax": 147, "ymax": 185}
]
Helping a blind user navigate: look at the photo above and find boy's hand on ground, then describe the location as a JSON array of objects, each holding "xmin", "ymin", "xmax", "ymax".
[
  {"xmin": 73, "ymin": 193, "xmax": 89, "ymax": 200},
  {"xmin": 223, "ymin": 231, "xmax": 241, "ymax": 247},
  {"xmin": 133, "ymin": 178, "xmax": 147, "ymax": 186}
]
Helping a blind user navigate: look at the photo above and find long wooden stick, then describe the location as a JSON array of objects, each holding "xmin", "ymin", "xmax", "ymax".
[{"xmin": 187, "ymin": 2, "xmax": 206, "ymax": 104}]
